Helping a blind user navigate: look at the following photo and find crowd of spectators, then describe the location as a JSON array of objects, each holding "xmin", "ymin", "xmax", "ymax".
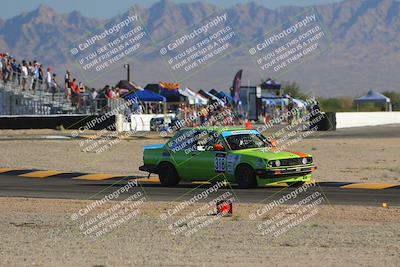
[{"xmin": 0, "ymin": 52, "xmax": 118, "ymax": 113}]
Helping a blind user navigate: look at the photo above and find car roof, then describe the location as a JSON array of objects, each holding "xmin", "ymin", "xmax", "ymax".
[{"xmin": 180, "ymin": 126, "xmax": 248, "ymax": 133}]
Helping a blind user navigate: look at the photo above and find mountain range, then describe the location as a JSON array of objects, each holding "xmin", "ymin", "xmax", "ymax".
[{"xmin": 1, "ymin": 0, "xmax": 399, "ymax": 97}]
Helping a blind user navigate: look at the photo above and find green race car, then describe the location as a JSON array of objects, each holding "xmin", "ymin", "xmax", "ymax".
[{"xmin": 139, "ymin": 127, "xmax": 316, "ymax": 188}]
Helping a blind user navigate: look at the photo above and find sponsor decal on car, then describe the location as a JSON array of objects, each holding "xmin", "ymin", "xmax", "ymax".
[{"xmin": 226, "ymin": 154, "xmax": 240, "ymax": 175}]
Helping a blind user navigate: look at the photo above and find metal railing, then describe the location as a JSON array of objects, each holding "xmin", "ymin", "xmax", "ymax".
[{"xmin": 0, "ymin": 70, "xmax": 113, "ymax": 115}]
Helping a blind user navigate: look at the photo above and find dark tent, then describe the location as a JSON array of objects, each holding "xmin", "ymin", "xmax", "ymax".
[
  {"xmin": 260, "ymin": 79, "xmax": 281, "ymax": 90},
  {"xmin": 115, "ymin": 80, "xmax": 140, "ymax": 91},
  {"xmin": 354, "ymin": 90, "xmax": 391, "ymax": 111},
  {"xmin": 218, "ymin": 91, "xmax": 233, "ymax": 103},
  {"xmin": 209, "ymin": 89, "xmax": 219, "ymax": 96},
  {"xmin": 144, "ymin": 83, "xmax": 187, "ymax": 103},
  {"xmin": 198, "ymin": 90, "xmax": 224, "ymax": 104},
  {"xmin": 124, "ymin": 90, "xmax": 166, "ymax": 102},
  {"xmin": 115, "ymin": 80, "xmax": 142, "ymax": 97},
  {"xmin": 210, "ymin": 90, "xmax": 233, "ymax": 104}
]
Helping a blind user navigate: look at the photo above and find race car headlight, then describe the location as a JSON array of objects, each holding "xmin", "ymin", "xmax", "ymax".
[
  {"xmin": 268, "ymin": 159, "xmax": 282, "ymax": 167},
  {"xmin": 302, "ymin": 158, "xmax": 308, "ymax": 165}
]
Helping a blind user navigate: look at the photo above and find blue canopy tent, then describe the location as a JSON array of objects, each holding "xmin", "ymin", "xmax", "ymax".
[
  {"xmin": 124, "ymin": 89, "xmax": 167, "ymax": 115},
  {"xmin": 217, "ymin": 91, "xmax": 234, "ymax": 104},
  {"xmin": 354, "ymin": 90, "xmax": 391, "ymax": 111},
  {"xmin": 124, "ymin": 89, "xmax": 166, "ymax": 102}
]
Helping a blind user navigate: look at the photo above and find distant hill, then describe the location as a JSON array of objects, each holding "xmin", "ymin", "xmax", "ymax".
[{"xmin": 1, "ymin": 0, "xmax": 399, "ymax": 97}]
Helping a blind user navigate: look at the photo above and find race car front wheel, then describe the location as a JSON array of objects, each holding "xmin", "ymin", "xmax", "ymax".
[
  {"xmin": 235, "ymin": 164, "xmax": 257, "ymax": 188},
  {"xmin": 158, "ymin": 162, "xmax": 180, "ymax": 186}
]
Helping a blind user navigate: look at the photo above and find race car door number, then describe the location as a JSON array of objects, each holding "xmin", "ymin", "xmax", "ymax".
[{"xmin": 214, "ymin": 153, "xmax": 226, "ymax": 173}]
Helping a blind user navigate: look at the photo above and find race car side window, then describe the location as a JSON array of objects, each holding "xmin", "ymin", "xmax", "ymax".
[
  {"xmin": 195, "ymin": 130, "xmax": 219, "ymax": 151},
  {"xmin": 219, "ymin": 134, "xmax": 231, "ymax": 150},
  {"xmin": 167, "ymin": 129, "xmax": 197, "ymax": 152}
]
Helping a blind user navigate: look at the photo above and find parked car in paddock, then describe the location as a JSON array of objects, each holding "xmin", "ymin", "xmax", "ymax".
[
  {"xmin": 139, "ymin": 127, "xmax": 316, "ymax": 188},
  {"xmin": 149, "ymin": 115, "xmax": 179, "ymax": 132}
]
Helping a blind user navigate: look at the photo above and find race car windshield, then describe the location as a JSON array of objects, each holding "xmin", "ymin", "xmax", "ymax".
[{"xmin": 225, "ymin": 133, "xmax": 268, "ymax": 150}]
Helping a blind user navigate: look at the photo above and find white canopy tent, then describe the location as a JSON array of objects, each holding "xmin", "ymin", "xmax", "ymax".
[{"xmin": 179, "ymin": 88, "xmax": 208, "ymax": 105}]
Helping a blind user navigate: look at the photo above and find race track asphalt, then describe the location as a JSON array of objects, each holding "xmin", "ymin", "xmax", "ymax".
[
  {"xmin": 0, "ymin": 174, "xmax": 399, "ymax": 207},
  {"xmin": 1, "ymin": 125, "xmax": 400, "ymax": 207}
]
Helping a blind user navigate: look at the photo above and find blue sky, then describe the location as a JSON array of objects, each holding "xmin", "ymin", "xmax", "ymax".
[{"xmin": 1, "ymin": 0, "xmax": 345, "ymax": 19}]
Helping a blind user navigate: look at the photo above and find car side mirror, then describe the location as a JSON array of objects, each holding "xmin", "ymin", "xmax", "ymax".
[
  {"xmin": 213, "ymin": 144, "xmax": 225, "ymax": 151},
  {"xmin": 269, "ymin": 139, "xmax": 278, "ymax": 148}
]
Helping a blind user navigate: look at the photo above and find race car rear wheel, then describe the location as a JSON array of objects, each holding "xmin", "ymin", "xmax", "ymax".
[
  {"xmin": 235, "ymin": 164, "xmax": 257, "ymax": 188},
  {"xmin": 158, "ymin": 162, "xmax": 180, "ymax": 186}
]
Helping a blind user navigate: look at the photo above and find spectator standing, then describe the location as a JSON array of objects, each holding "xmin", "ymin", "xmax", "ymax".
[
  {"xmin": 104, "ymin": 86, "xmax": 113, "ymax": 99},
  {"xmin": 38, "ymin": 64, "xmax": 43, "ymax": 90},
  {"xmin": 32, "ymin": 63, "xmax": 39, "ymax": 92},
  {"xmin": 1, "ymin": 54, "xmax": 8, "ymax": 82},
  {"xmin": 28, "ymin": 62, "xmax": 34, "ymax": 90},
  {"xmin": 89, "ymin": 88, "xmax": 98, "ymax": 113},
  {"xmin": 21, "ymin": 61, "xmax": 28, "ymax": 91},
  {"xmin": 4, "ymin": 59, "xmax": 12, "ymax": 84},
  {"xmin": 65, "ymin": 70, "xmax": 71, "ymax": 102},
  {"xmin": 46, "ymin": 68, "xmax": 52, "ymax": 92},
  {"xmin": 199, "ymin": 106, "xmax": 207, "ymax": 125},
  {"xmin": 112, "ymin": 87, "xmax": 120, "ymax": 98},
  {"xmin": 101, "ymin": 85, "xmax": 112, "ymax": 112},
  {"xmin": 11, "ymin": 59, "xmax": 18, "ymax": 83},
  {"xmin": 17, "ymin": 63, "xmax": 21, "ymax": 86},
  {"xmin": 78, "ymin": 82, "xmax": 85, "ymax": 112},
  {"xmin": 71, "ymin": 78, "xmax": 78, "ymax": 106},
  {"xmin": 51, "ymin": 73, "xmax": 58, "ymax": 101},
  {"xmin": 71, "ymin": 78, "xmax": 81, "ymax": 112},
  {"xmin": 78, "ymin": 82, "xmax": 85, "ymax": 94}
]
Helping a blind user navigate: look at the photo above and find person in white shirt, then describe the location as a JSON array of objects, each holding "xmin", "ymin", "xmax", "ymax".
[
  {"xmin": 89, "ymin": 88, "xmax": 98, "ymax": 113},
  {"xmin": 46, "ymin": 68, "xmax": 52, "ymax": 92},
  {"xmin": 21, "ymin": 61, "xmax": 28, "ymax": 91}
]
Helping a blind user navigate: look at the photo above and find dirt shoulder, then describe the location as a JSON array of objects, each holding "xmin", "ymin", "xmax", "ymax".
[{"xmin": 0, "ymin": 197, "xmax": 398, "ymax": 267}]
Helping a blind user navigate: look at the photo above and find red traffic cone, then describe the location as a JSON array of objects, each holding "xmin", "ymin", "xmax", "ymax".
[
  {"xmin": 217, "ymin": 200, "xmax": 232, "ymax": 216},
  {"xmin": 245, "ymin": 120, "xmax": 252, "ymax": 129}
]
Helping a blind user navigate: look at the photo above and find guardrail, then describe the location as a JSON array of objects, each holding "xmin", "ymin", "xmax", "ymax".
[{"xmin": 336, "ymin": 112, "xmax": 400, "ymax": 128}]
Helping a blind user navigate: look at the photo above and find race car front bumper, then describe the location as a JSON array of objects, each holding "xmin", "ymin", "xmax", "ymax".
[{"xmin": 255, "ymin": 166, "xmax": 317, "ymax": 179}]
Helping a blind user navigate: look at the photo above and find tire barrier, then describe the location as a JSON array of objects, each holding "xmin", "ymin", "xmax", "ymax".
[{"xmin": 0, "ymin": 114, "xmax": 116, "ymax": 130}]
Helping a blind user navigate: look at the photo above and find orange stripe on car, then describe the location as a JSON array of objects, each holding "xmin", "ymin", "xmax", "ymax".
[{"xmin": 287, "ymin": 151, "xmax": 309, "ymax": 158}]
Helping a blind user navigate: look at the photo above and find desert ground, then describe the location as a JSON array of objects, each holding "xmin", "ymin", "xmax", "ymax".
[{"xmin": 0, "ymin": 197, "xmax": 399, "ymax": 267}]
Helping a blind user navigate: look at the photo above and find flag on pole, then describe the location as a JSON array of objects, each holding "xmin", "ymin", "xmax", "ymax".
[{"xmin": 231, "ymin": 70, "xmax": 243, "ymax": 104}]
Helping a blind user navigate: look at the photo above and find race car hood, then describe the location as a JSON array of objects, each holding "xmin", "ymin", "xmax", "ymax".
[{"xmin": 231, "ymin": 147, "xmax": 310, "ymax": 160}]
